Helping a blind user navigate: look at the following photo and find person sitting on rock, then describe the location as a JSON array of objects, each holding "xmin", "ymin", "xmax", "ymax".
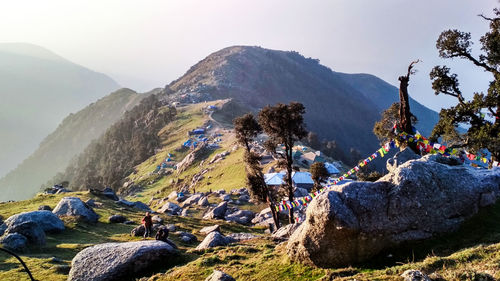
[
  {"xmin": 155, "ymin": 226, "xmax": 169, "ymax": 242},
  {"xmin": 141, "ymin": 212, "xmax": 153, "ymax": 238}
]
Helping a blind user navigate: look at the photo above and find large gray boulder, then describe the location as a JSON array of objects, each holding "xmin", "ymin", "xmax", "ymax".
[
  {"xmin": 204, "ymin": 270, "xmax": 236, "ymax": 281},
  {"xmin": 200, "ymin": 225, "xmax": 220, "ymax": 235},
  {"xmin": 287, "ymin": 155, "xmax": 500, "ymax": 268},
  {"xmin": 195, "ymin": 231, "xmax": 235, "ymax": 250},
  {"xmin": 5, "ymin": 221, "xmax": 45, "ymax": 246},
  {"xmin": 53, "ymin": 197, "xmax": 99, "ymax": 223},
  {"xmin": 225, "ymin": 210, "xmax": 255, "ymax": 225},
  {"xmin": 3, "ymin": 210, "xmax": 64, "ymax": 233},
  {"xmin": 182, "ymin": 193, "xmax": 203, "ymax": 207},
  {"xmin": 158, "ymin": 202, "xmax": 182, "ymax": 215},
  {"xmin": 272, "ymin": 223, "xmax": 302, "ymax": 241},
  {"xmin": 0, "ymin": 233, "xmax": 28, "ymax": 251},
  {"xmin": 203, "ymin": 202, "xmax": 227, "ymax": 220},
  {"xmin": 68, "ymin": 240, "xmax": 178, "ymax": 281},
  {"xmin": 386, "ymin": 147, "xmax": 421, "ymax": 173}
]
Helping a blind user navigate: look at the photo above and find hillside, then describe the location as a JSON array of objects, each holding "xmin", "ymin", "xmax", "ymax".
[
  {"xmin": 0, "ymin": 43, "xmax": 120, "ymax": 178},
  {"xmin": 164, "ymin": 46, "xmax": 439, "ymax": 159},
  {"xmin": 0, "ymin": 88, "xmax": 158, "ymax": 202}
]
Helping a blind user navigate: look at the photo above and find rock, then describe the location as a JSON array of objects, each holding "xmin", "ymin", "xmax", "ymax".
[
  {"xmin": 176, "ymin": 144, "xmax": 207, "ymax": 173},
  {"xmin": 165, "ymin": 224, "xmax": 176, "ymax": 232},
  {"xmin": 200, "ymin": 225, "xmax": 220, "ymax": 235},
  {"xmin": 238, "ymin": 194, "xmax": 250, "ymax": 202},
  {"xmin": 0, "ymin": 233, "xmax": 28, "ymax": 251},
  {"xmin": 38, "ymin": 205, "xmax": 52, "ymax": 211},
  {"xmin": 3, "ymin": 210, "xmax": 64, "ymax": 233},
  {"xmin": 123, "ymin": 221, "xmax": 135, "ymax": 225},
  {"xmin": 386, "ymin": 147, "xmax": 420, "ymax": 173},
  {"xmin": 5, "ymin": 221, "xmax": 46, "ymax": 246},
  {"xmin": 252, "ymin": 208, "xmax": 273, "ymax": 224},
  {"xmin": 176, "ymin": 231, "xmax": 197, "ymax": 243},
  {"xmin": 109, "ymin": 215, "xmax": 127, "ymax": 223},
  {"xmin": 132, "ymin": 201, "xmax": 152, "ymax": 212},
  {"xmin": 204, "ymin": 270, "xmax": 236, "ymax": 281},
  {"xmin": 198, "ymin": 197, "xmax": 209, "ymax": 207},
  {"xmin": 152, "ymin": 215, "xmax": 164, "ymax": 224},
  {"xmin": 203, "ymin": 202, "xmax": 228, "ymax": 220},
  {"xmin": 68, "ymin": 240, "xmax": 178, "ymax": 281},
  {"xmin": 85, "ymin": 199, "xmax": 103, "ymax": 208},
  {"xmin": 180, "ymin": 209, "xmax": 190, "ymax": 217},
  {"xmin": 294, "ymin": 187, "xmax": 309, "ymax": 198},
  {"xmin": 220, "ymin": 194, "xmax": 231, "ymax": 201},
  {"xmin": 226, "ymin": 232, "xmax": 259, "ymax": 241},
  {"xmin": 167, "ymin": 191, "xmax": 178, "ymax": 201},
  {"xmin": 287, "ymin": 155, "xmax": 500, "ymax": 268},
  {"xmin": 195, "ymin": 231, "xmax": 234, "ymax": 250},
  {"xmin": 53, "ymin": 197, "xmax": 99, "ymax": 223},
  {"xmin": 182, "ymin": 193, "xmax": 203, "ymax": 207},
  {"xmin": 272, "ymin": 223, "xmax": 301, "ymax": 240},
  {"xmin": 101, "ymin": 187, "xmax": 119, "ymax": 201},
  {"xmin": 225, "ymin": 210, "xmax": 255, "ymax": 225},
  {"xmin": 131, "ymin": 225, "xmax": 145, "ymax": 237},
  {"xmin": 158, "ymin": 202, "xmax": 182, "ymax": 215},
  {"xmin": 401, "ymin": 270, "xmax": 431, "ymax": 281}
]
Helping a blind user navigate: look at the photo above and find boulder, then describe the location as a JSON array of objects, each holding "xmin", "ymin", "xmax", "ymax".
[
  {"xmin": 195, "ymin": 231, "xmax": 234, "ymax": 250},
  {"xmin": 226, "ymin": 232, "xmax": 259, "ymax": 241},
  {"xmin": 180, "ymin": 209, "xmax": 190, "ymax": 217},
  {"xmin": 176, "ymin": 231, "xmax": 197, "ymax": 243},
  {"xmin": 108, "ymin": 215, "xmax": 127, "ymax": 224},
  {"xmin": 200, "ymin": 225, "xmax": 221, "ymax": 235},
  {"xmin": 401, "ymin": 270, "xmax": 431, "ymax": 281},
  {"xmin": 238, "ymin": 194, "xmax": 250, "ymax": 202},
  {"xmin": 0, "ymin": 233, "xmax": 28, "ymax": 251},
  {"xmin": 182, "ymin": 193, "xmax": 203, "ymax": 207},
  {"xmin": 225, "ymin": 210, "xmax": 255, "ymax": 225},
  {"xmin": 252, "ymin": 208, "xmax": 273, "ymax": 224},
  {"xmin": 203, "ymin": 202, "xmax": 227, "ymax": 220},
  {"xmin": 204, "ymin": 270, "xmax": 236, "ymax": 281},
  {"xmin": 68, "ymin": 240, "xmax": 178, "ymax": 281},
  {"xmin": 152, "ymin": 215, "xmax": 164, "ymax": 224},
  {"xmin": 165, "ymin": 224, "xmax": 176, "ymax": 232},
  {"xmin": 102, "ymin": 187, "xmax": 119, "ymax": 201},
  {"xmin": 220, "ymin": 194, "xmax": 231, "ymax": 201},
  {"xmin": 167, "ymin": 191, "xmax": 178, "ymax": 201},
  {"xmin": 53, "ymin": 197, "xmax": 99, "ymax": 223},
  {"xmin": 158, "ymin": 202, "xmax": 182, "ymax": 215},
  {"xmin": 38, "ymin": 205, "xmax": 52, "ymax": 211},
  {"xmin": 386, "ymin": 147, "xmax": 420, "ymax": 173},
  {"xmin": 130, "ymin": 224, "xmax": 162, "ymax": 237},
  {"xmin": 287, "ymin": 155, "xmax": 500, "ymax": 267},
  {"xmin": 3, "ymin": 210, "xmax": 65, "ymax": 233},
  {"xmin": 117, "ymin": 199, "xmax": 151, "ymax": 212},
  {"xmin": 5, "ymin": 221, "xmax": 45, "ymax": 246},
  {"xmin": 198, "ymin": 197, "xmax": 210, "ymax": 207}
]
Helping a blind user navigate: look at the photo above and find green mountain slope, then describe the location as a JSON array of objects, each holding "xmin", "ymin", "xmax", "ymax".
[
  {"xmin": 0, "ymin": 88, "xmax": 157, "ymax": 201},
  {"xmin": 0, "ymin": 43, "xmax": 120, "ymax": 177}
]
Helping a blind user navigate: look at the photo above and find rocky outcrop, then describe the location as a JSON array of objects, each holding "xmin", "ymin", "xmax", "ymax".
[
  {"xmin": 182, "ymin": 193, "xmax": 203, "ymax": 207},
  {"xmin": 287, "ymin": 154, "xmax": 500, "ymax": 267},
  {"xmin": 204, "ymin": 270, "xmax": 236, "ymax": 281},
  {"xmin": 401, "ymin": 270, "xmax": 431, "ymax": 281},
  {"xmin": 68, "ymin": 240, "xmax": 178, "ymax": 281},
  {"xmin": 198, "ymin": 196, "xmax": 209, "ymax": 207},
  {"xmin": 196, "ymin": 231, "xmax": 235, "ymax": 250},
  {"xmin": 203, "ymin": 202, "xmax": 227, "ymax": 220},
  {"xmin": 53, "ymin": 197, "xmax": 99, "ymax": 223},
  {"xmin": 386, "ymin": 147, "xmax": 421, "ymax": 173},
  {"xmin": 3, "ymin": 210, "xmax": 64, "ymax": 233},
  {"xmin": 5, "ymin": 221, "xmax": 45, "ymax": 246}
]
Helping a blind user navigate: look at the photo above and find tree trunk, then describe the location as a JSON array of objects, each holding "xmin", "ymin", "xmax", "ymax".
[
  {"xmin": 269, "ymin": 200, "xmax": 280, "ymax": 231},
  {"xmin": 399, "ymin": 60, "xmax": 420, "ymax": 154},
  {"xmin": 285, "ymin": 143, "xmax": 295, "ymax": 224}
]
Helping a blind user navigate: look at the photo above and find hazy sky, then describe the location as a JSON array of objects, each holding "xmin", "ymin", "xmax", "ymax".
[{"xmin": 0, "ymin": 0, "xmax": 497, "ymax": 112}]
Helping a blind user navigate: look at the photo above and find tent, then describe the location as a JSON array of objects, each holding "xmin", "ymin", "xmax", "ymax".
[{"xmin": 324, "ymin": 162, "xmax": 340, "ymax": 175}]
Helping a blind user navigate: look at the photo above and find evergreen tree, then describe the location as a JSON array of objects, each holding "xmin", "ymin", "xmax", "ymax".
[
  {"xmin": 310, "ymin": 162, "xmax": 328, "ymax": 192},
  {"xmin": 258, "ymin": 102, "xmax": 307, "ymax": 224}
]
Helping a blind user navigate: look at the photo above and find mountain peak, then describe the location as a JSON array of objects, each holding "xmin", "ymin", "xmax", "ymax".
[{"xmin": 0, "ymin": 42, "xmax": 67, "ymax": 62}]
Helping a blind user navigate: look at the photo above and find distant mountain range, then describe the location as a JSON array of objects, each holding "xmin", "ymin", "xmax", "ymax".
[
  {"xmin": 0, "ymin": 88, "xmax": 157, "ymax": 201},
  {"xmin": 0, "ymin": 43, "xmax": 120, "ymax": 177},
  {"xmin": 165, "ymin": 46, "xmax": 439, "ymax": 156}
]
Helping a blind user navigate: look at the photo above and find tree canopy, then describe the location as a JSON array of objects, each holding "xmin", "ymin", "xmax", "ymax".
[{"xmin": 430, "ymin": 8, "xmax": 500, "ymax": 160}]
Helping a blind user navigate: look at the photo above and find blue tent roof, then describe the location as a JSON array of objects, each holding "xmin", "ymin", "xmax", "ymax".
[
  {"xmin": 292, "ymin": 172, "xmax": 314, "ymax": 184},
  {"xmin": 324, "ymin": 162, "xmax": 340, "ymax": 174}
]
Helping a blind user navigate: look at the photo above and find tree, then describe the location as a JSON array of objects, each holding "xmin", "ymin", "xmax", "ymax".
[
  {"xmin": 310, "ymin": 162, "xmax": 328, "ymax": 192},
  {"xmin": 429, "ymin": 8, "xmax": 500, "ymax": 160},
  {"xmin": 258, "ymin": 102, "xmax": 308, "ymax": 224},
  {"xmin": 306, "ymin": 132, "xmax": 321, "ymax": 150},
  {"xmin": 398, "ymin": 60, "xmax": 421, "ymax": 154},
  {"xmin": 233, "ymin": 113, "xmax": 280, "ymax": 230},
  {"xmin": 373, "ymin": 102, "xmax": 417, "ymax": 145}
]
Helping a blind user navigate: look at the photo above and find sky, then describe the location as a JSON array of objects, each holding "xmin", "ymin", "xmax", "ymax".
[{"xmin": 0, "ymin": 0, "xmax": 497, "ymax": 112}]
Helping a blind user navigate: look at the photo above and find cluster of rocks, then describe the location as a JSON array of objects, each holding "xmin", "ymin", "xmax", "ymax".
[{"xmin": 209, "ymin": 151, "xmax": 230, "ymax": 164}]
